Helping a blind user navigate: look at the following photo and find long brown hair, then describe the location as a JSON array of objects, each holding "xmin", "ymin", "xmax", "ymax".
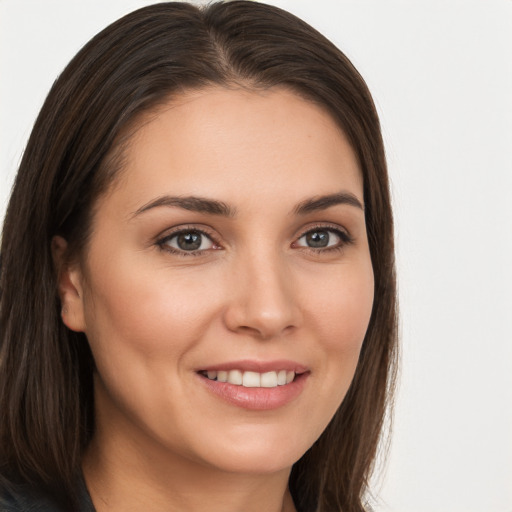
[{"xmin": 0, "ymin": 2, "xmax": 398, "ymax": 511}]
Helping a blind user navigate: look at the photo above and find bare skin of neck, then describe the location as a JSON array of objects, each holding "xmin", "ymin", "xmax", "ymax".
[{"xmin": 82, "ymin": 429, "xmax": 297, "ymax": 512}]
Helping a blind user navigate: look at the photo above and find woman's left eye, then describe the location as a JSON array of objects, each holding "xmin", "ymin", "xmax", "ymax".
[
  {"xmin": 295, "ymin": 228, "xmax": 349, "ymax": 250},
  {"xmin": 159, "ymin": 230, "xmax": 215, "ymax": 253}
]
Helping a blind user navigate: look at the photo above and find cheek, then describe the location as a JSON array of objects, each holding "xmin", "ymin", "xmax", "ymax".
[
  {"xmin": 80, "ymin": 255, "xmax": 227, "ymax": 443},
  {"xmin": 278, "ymin": 258, "xmax": 374, "ymax": 446},
  {"xmin": 81, "ymin": 253, "xmax": 223, "ymax": 372},
  {"xmin": 305, "ymin": 258, "xmax": 374, "ymax": 395},
  {"xmin": 306, "ymin": 259, "xmax": 374, "ymax": 350}
]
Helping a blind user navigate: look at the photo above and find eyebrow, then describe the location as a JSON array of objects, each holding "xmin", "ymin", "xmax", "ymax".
[
  {"xmin": 132, "ymin": 195, "xmax": 236, "ymax": 218},
  {"xmin": 293, "ymin": 192, "xmax": 364, "ymax": 215},
  {"xmin": 131, "ymin": 191, "xmax": 363, "ymax": 219}
]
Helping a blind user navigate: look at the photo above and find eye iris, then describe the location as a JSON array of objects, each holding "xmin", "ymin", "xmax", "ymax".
[
  {"xmin": 306, "ymin": 230, "xmax": 329, "ymax": 248},
  {"xmin": 177, "ymin": 232, "xmax": 202, "ymax": 250}
]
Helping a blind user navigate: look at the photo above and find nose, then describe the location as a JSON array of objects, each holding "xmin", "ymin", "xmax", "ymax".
[{"xmin": 223, "ymin": 252, "xmax": 302, "ymax": 340}]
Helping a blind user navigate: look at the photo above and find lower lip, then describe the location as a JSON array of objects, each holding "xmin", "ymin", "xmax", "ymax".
[{"xmin": 197, "ymin": 373, "xmax": 308, "ymax": 411}]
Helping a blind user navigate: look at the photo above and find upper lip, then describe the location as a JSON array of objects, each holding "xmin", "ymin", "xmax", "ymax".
[{"xmin": 198, "ymin": 359, "xmax": 308, "ymax": 373}]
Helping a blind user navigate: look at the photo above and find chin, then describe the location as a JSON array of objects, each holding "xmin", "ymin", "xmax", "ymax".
[
  {"xmin": 207, "ymin": 451, "xmax": 299, "ymax": 476},
  {"xmin": 190, "ymin": 427, "xmax": 313, "ymax": 476}
]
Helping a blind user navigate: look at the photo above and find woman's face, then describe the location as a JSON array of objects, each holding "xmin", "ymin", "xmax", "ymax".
[{"xmin": 61, "ymin": 87, "xmax": 374, "ymax": 475}]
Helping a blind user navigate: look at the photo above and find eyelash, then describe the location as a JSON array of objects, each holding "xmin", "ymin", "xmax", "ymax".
[
  {"xmin": 156, "ymin": 226, "xmax": 219, "ymax": 257},
  {"xmin": 294, "ymin": 224, "xmax": 355, "ymax": 254},
  {"xmin": 156, "ymin": 224, "xmax": 354, "ymax": 257}
]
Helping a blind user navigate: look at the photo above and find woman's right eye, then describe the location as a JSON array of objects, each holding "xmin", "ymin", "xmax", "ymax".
[{"xmin": 158, "ymin": 229, "xmax": 217, "ymax": 255}]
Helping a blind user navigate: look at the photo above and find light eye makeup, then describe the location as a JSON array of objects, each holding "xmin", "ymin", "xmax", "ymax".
[
  {"xmin": 155, "ymin": 223, "xmax": 354, "ymax": 257},
  {"xmin": 156, "ymin": 226, "xmax": 221, "ymax": 256},
  {"xmin": 293, "ymin": 224, "xmax": 354, "ymax": 254}
]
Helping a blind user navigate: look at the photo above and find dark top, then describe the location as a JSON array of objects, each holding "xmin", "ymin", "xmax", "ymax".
[
  {"xmin": 1, "ymin": 478, "xmax": 306, "ymax": 511},
  {"xmin": 0, "ymin": 476, "xmax": 95, "ymax": 512}
]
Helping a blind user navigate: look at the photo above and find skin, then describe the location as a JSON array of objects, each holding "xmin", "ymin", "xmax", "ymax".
[{"xmin": 56, "ymin": 87, "xmax": 374, "ymax": 512}]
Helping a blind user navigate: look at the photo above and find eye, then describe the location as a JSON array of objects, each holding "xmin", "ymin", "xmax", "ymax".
[
  {"xmin": 159, "ymin": 229, "xmax": 216, "ymax": 254},
  {"xmin": 294, "ymin": 227, "xmax": 351, "ymax": 251}
]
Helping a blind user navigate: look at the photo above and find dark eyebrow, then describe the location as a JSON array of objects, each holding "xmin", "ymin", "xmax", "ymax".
[
  {"xmin": 131, "ymin": 195, "xmax": 236, "ymax": 218},
  {"xmin": 293, "ymin": 192, "xmax": 364, "ymax": 215}
]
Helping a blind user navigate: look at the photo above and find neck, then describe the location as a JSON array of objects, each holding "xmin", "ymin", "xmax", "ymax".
[{"xmin": 82, "ymin": 426, "xmax": 296, "ymax": 512}]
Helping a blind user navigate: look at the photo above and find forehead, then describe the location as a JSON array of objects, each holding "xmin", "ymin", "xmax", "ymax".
[{"xmin": 102, "ymin": 86, "xmax": 363, "ymax": 214}]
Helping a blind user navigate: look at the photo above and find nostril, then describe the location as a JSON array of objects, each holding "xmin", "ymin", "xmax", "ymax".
[
  {"xmin": 236, "ymin": 323, "xmax": 296, "ymax": 340},
  {"xmin": 222, "ymin": 269, "xmax": 302, "ymax": 338}
]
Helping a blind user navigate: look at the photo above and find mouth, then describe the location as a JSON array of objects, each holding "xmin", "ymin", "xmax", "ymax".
[
  {"xmin": 196, "ymin": 363, "xmax": 309, "ymax": 410},
  {"xmin": 198, "ymin": 369, "xmax": 297, "ymax": 388}
]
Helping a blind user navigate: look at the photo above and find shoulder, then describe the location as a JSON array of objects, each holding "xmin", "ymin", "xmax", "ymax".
[
  {"xmin": 0, "ymin": 478, "xmax": 95, "ymax": 512},
  {"xmin": 0, "ymin": 483, "xmax": 62, "ymax": 512},
  {"xmin": 0, "ymin": 485, "xmax": 52, "ymax": 511}
]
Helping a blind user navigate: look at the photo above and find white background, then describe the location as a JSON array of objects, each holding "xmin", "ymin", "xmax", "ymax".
[{"xmin": 1, "ymin": 1, "xmax": 511, "ymax": 511}]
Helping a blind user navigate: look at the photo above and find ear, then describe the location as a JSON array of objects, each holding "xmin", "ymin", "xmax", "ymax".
[{"xmin": 51, "ymin": 236, "xmax": 87, "ymax": 332}]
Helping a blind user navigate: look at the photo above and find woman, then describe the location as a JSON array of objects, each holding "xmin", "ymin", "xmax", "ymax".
[{"xmin": 0, "ymin": 2, "xmax": 398, "ymax": 511}]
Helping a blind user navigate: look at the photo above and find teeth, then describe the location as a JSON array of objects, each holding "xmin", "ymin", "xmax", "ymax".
[
  {"xmin": 261, "ymin": 371, "xmax": 278, "ymax": 388},
  {"xmin": 242, "ymin": 371, "xmax": 260, "ymax": 387},
  {"xmin": 203, "ymin": 369, "xmax": 296, "ymax": 388},
  {"xmin": 228, "ymin": 369, "xmax": 243, "ymax": 385}
]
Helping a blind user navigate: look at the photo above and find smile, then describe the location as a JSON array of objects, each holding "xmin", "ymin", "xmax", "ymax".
[
  {"xmin": 197, "ymin": 363, "xmax": 309, "ymax": 410},
  {"xmin": 200, "ymin": 369, "xmax": 296, "ymax": 388}
]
